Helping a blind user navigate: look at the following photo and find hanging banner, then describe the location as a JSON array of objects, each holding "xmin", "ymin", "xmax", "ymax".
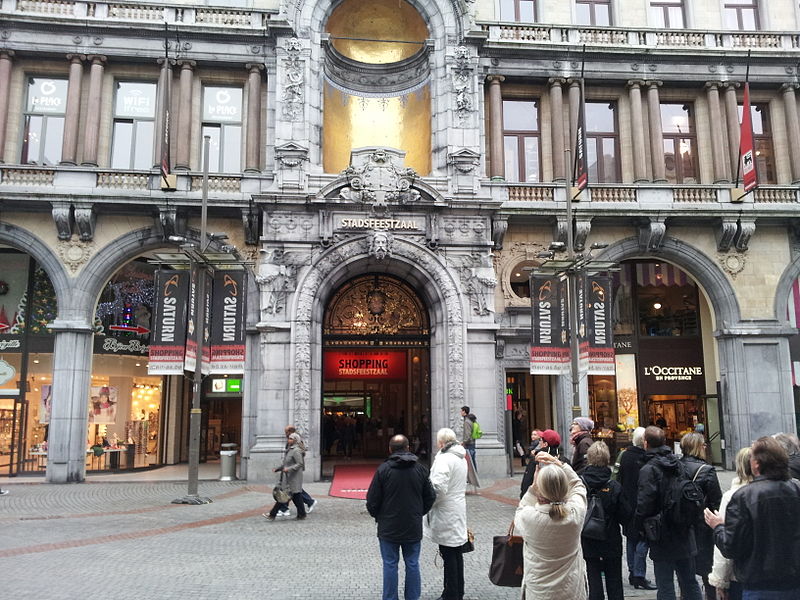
[
  {"xmin": 574, "ymin": 80, "xmax": 588, "ymax": 191},
  {"xmin": 530, "ymin": 275, "xmax": 569, "ymax": 374},
  {"xmin": 210, "ymin": 271, "xmax": 247, "ymax": 373},
  {"xmin": 586, "ymin": 275, "xmax": 615, "ymax": 374},
  {"xmin": 739, "ymin": 82, "xmax": 758, "ymax": 193},
  {"xmin": 575, "ymin": 271, "xmax": 590, "ymax": 373},
  {"xmin": 148, "ymin": 270, "xmax": 190, "ymax": 374},
  {"xmin": 185, "ymin": 268, "xmax": 213, "ymax": 374}
]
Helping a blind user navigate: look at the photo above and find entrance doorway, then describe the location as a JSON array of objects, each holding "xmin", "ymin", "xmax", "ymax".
[{"xmin": 321, "ymin": 275, "xmax": 430, "ymax": 474}]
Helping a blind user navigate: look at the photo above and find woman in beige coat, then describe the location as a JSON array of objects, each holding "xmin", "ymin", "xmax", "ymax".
[
  {"xmin": 263, "ymin": 433, "xmax": 306, "ymax": 521},
  {"xmin": 514, "ymin": 452, "xmax": 588, "ymax": 600}
]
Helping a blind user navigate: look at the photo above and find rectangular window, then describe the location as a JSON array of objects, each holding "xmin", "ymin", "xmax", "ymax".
[
  {"xmin": 111, "ymin": 81, "xmax": 157, "ymax": 170},
  {"xmin": 576, "ymin": 0, "xmax": 611, "ymax": 26},
  {"xmin": 585, "ymin": 101, "xmax": 619, "ymax": 183},
  {"xmin": 723, "ymin": 0, "xmax": 759, "ymax": 30},
  {"xmin": 201, "ymin": 86, "xmax": 242, "ymax": 173},
  {"xmin": 650, "ymin": 0, "xmax": 685, "ymax": 28},
  {"xmin": 22, "ymin": 77, "xmax": 68, "ymax": 165},
  {"xmin": 661, "ymin": 103, "xmax": 697, "ymax": 184},
  {"xmin": 502, "ymin": 99, "xmax": 540, "ymax": 183},
  {"xmin": 738, "ymin": 102, "xmax": 775, "ymax": 184},
  {"xmin": 500, "ymin": 0, "xmax": 537, "ymax": 22}
]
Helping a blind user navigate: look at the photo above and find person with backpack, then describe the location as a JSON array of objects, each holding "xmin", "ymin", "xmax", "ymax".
[
  {"xmin": 580, "ymin": 441, "xmax": 631, "ymax": 600},
  {"xmin": 680, "ymin": 432, "xmax": 722, "ymax": 600},
  {"xmin": 459, "ymin": 406, "xmax": 476, "ymax": 468},
  {"xmin": 634, "ymin": 425, "xmax": 704, "ymax": 600}
]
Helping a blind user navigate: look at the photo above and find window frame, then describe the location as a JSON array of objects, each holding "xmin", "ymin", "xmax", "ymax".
[
  {"xmin": 21, "ymin": 76, "xmax": 68, "ymax": 166},
  {"xmin": 722, "ymin": 0, "xmax": 760, "ymax": 31},
  {"xmin": 110, "ymin": 80, "xmax": 157, "ymax": 171},
  {"xmin": 502, "ymin": 98, "xmax": 541, "ymax": 184},
  {"xmin": 661, "ymin": 102, "xmax": 698, "ymax": 185},
  {"xmin": 200, "ymin": 85, "xmax": 243, "ymax": 174},
  {"xmin": 576, "ymin": 0, "xmax": 612, "ymax": 26},
  {"xmin": 585, "ymin": 100, "xmax": 620, "ymax": 183},
  {"xmin": 649, "ymin": 0, "xmax": 685, "ymax": 28},
  {"xmin": 499, "ymin": 0, "xmax": 538, "ymax": 23}
]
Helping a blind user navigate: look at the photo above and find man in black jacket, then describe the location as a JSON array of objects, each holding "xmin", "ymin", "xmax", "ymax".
[
  {"xmin": 635, "ymin": 426, "xmax": 702, "ymax": 600},
  {"xmin": 367, "ymin": 434, "xmax": 436, "ymax": 600},
  {"xmin": 704, "ymin": 436, "xmax": 800, "ymax": 599}
]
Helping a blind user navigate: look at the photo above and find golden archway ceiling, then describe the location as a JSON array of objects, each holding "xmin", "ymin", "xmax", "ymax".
[{"xmin": 324, "ymin": 275, "xmax": 429, "ymax": 337}]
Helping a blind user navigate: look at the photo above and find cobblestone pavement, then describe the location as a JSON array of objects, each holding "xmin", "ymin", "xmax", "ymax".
[{"xmin": 0, "ymin": 468, "xmax": 734, "ymax": 600}]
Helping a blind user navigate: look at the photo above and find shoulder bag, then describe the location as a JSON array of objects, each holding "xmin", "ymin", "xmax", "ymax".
[
  {"xmin": 582, "ymin": 482, "xmax": 610, "ymax": 541},
  {"xmin": 489, "ymin": 521, "xmax": 524, "ymax": 587},
  {"xmin": 272, "ymin": 471, "xmax": 291, "ymax": 504}
]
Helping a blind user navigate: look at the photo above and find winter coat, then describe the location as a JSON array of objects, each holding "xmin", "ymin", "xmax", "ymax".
[
  {"xmin": 712, "ymin": 475, "xmax": 800, "ymax": 591},
  {"xmin": 617, "ymin": 445, "xmax": 647, "ymax": 535},
  {"xmin": 279, "ymin": 444, "xmax": 304, "ymax": 494},
  {"xmin": 424, "ymin": 442, "xmax": 468, "ymax": 548},
  {"xmin": 789, "ymin": 452, "xmax": 800, "ymax": 480},
  {"xmin": 366, "ymin": 450, "xmax": 436, "ymax": 543},
  {"xmin": 708, "ymin": 478, "xmax": 747, "ymax": 590},
  {"xmin": 571, "ymin": 432, "xmax": 593, "ymax": 474},
  {"xmin": 520, "ymin": 446, "xmax": 570, "ymax": 499},
  {"xmin": 634, "ymin": 445, "xmax": 697, "ymax": 562},
  {"xmin": 514, "ymin": 463, "xmax": 588, "ymax": 600},
  {"xmin": 680, "ymin": 454, "xmax": 722, "ymax": 576},
  {"xmin": 461, "ymin": 416, "xmax": 474, "ymax": 447},
  {"xmin": 580, "ymin": 465, "xmax": 630, "ymax": 559}
]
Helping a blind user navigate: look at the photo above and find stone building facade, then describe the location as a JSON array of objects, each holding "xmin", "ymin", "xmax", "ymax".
[{"xmin": 0, "ymin": 0, "xmax": 798, "ymax": 483}]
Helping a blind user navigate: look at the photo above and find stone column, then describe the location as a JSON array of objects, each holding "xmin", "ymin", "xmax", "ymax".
[
  {"xmin": 61, "ymin": 54, "xmax": 84, "ymax": 165},
  {"xmin": 486, "ymin": 75, "xmax": 505, "ymax": 180},
  {"xmin": 0, "ymin": 51, "xmax": 14, "ymax": 164},
  {"xmin": 81, "ymin": 55, "xmax": 106, "ymax": 166},
  {"xmin": 46, "ymin": 321, "xmax": 94, "ymax": 483},
  {"xmin": 568, "ymin": 79, "xmax": 580, "ymax": 162},
  {"xmin": 154, "ymin": 58, "xmax": 173, "ymax": 169},
  {"xmin": 706, "ymin": 82, "xmax": 729, "ymax": 183},
  {"xmin": 782, "ymin": 83, "xmax": 800, "ymax": 183},
  {"xmin": 627, "ymin": 80, "xmax": 648, "ymax": 182},
  {"xmin": 245, "ymin": 63, "xmax": 264, "ymax": 172},
  {"xmin": 723, "ymin": 83, "xmax": 741, "ymax": 181},
  {"xmin": 647, "ymin": 81, "xmax": 666, "ymax": 182},
  {"xmin": 175, "ymin": 60, "xmax": 195, "ymax": 170},
  {"xmin": 549, "ymin": 78, "xmax": 566, "ymax": 181}
]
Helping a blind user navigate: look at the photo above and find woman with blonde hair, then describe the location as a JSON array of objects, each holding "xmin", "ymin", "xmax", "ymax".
[
  {"xmin": 515, "ymin": 451, "xmax": 588, "ymax": 599},
  {"xmin": 707, "ymin": 447, "xmax": 754, "ymax": 600}
]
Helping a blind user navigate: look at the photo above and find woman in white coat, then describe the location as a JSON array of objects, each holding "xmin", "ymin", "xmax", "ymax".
[
  {"xmin": 425, "ymin": 427, "xmax": 468, "ymax": 600},
  {"xmin": 514, "ymin": 451, "xmax": 588, "ymax": 600}
]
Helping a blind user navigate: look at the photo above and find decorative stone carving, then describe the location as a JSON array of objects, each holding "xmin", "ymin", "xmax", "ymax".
[
  {"xmin": 51, "ymin": 202, "xmax": 72, "ymax": 240},
  {"xmin": 555, "ymin": 217, "xmax": 568, "ymax": 247},
  {"xmin": 574, "ymin": 217, "xmax": 592, "ymax": 252},
  {"xmin": 719, "ymin": 253, "xmax": 746, "ymax": 279},
  {"xmin": 241, "ymin": 207, "xmax": 259, "ymax": 246},
  {"xmin": 495, "ymin": 339, "xmax": 505, "ymax": 359},
  {"xmin": 58, "ymin": 235, "xmax": 94, "ymax": 273},
  {"xmin": 492, "ymin": 217, "xmax": 508, "ymax": 250},
  {"xmin": 368, "ymin": 230, "xmax": 394, "ymax": 260},
  {"xmin": 339, "ymin": 148, "xmax": 420, "ymax": 214},
  {"xmin": 734, "ymin": 219, "xmax": 756, "ymax": 252},
  {"xmin": 73, "ymin": 204, "xmax": 96, "ymax": 242},
  {"xmin": 639, "ymin": 217, "xmax": 667, "ymax": 251},
  {"xmin": 274, "ymin": 141, "xmax": 309, "ymax": 190},
  {"xmin": 281, "ymin": 38, "xmax": 304, "ymax": 122},
  {"xmin": 495, "ymin": 241, "xmax": 546, "ymax": 308},
  {"xmin": 426, "ymin": 213, "xmax": 439, "ymax": 249},
  {"xmin": 157, "ymin": 206, "xmax": 180, "ymax": 240},
  {"xmin": 716, "ymin": 218, "xmax": 738, "ymax": 252},
  {"xmin": 256, "ymin": 248, "xmax": 299, "ymax": 318},
  {"xmin": 453, "ymin": 251, "xmax": 497, "ymax": 317},
  {"xmin": 447, "ymin": 148, "xmax": 480, "ymax": 194},
  {"xmin": 451, "ymin": 46, "xmax": 473, "ymax": 127}
]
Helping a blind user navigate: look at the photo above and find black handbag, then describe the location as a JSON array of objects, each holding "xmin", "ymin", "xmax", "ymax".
[
  {"xmin": 461, "ymin": 528, "xmax": 475, "ymax": 553},
  {"xmin": 488, "ymin": 522, "xmax": 524, "ymax": 587},
  {"xmin": 272, "ymin": 472, "xmax": 291, "ymax": 504}
]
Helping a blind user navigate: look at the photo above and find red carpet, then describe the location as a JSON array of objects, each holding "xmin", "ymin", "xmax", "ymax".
[{"xmin": 329, "ymin": 464, "xmax": 378, "ymax": 500}]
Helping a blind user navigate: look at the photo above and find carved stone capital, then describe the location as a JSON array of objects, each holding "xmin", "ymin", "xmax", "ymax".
[
  {"xmin": 177, "ymin": 59, "xmax": 196, "ymax": 69},
  {"xmin": 157, "ymin": 206, "xmax": 184, "ymax": 240},
  {"xmin": 626, "ymin": 79, "xmax": 645, "ymax": 89},
  {"xmin": 241, "ymin": 207, "xmax": 259, "ymax": 246},
  {"xmin": 716, "ymin": 218, "xmax": 738, "ymax": 252},
  {"xmin": 52, "ymin": 202, "xmax": 73, "ymax": 240},
  {"xmin": 485, "ymin": 74, "xmax": 505, "ymax": 84},
  {"xmin": 781, "ymin": 83, "xmax": 799, "ymax": 94},
  {"xmin": 574, "ymin": 217, "xmax": 592, "ymax": 252},
  {"xmin": 66, "ymin": 54, "xmax": 86, "ymax": 63},
  {"xmin": 246, "ymin": 63, "xmax": 265, "ymax": 73},
  {"xmin": 722, "ymin": 81, "xmax": 740, "ymax": 91},
  {"xmin": 74, "ymin": 204, "xmax": 96, "ymax": 242},
  {"xmin": 87, "ymin": 55, "xmax": 107, "ymax": 65},
  {"xmin": 638, "ymin": 217, "xmax": 667, "ymax": 251},
  {"xmin": 734, "ymin": 219, "xmax": 756, "ymax": 252},
  {"xmin": 548, "ymin": 77, "xmax": 566, "ymax": 87},
  {"xmin": 0, "ymin": 50, "xmax": 16, "ymax": 60},
  {"xmin": 645, "ymin": 80, "xmax": 663, "ymax": 88},
  {"xmin": 492, "ymin": 217, "xmax": 508, "ymax": 250}
]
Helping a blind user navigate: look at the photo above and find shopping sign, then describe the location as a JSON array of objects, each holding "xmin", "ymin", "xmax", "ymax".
[
  {"xmin": 324, "ymin": 350, "xmax": 407, "ymax": 380},
  {"xmin": 586, "ymin": 275, "xmax": 614, "ymax": 375},
  {"xmin": 209, "ymin": 271, "xmax": 246, "ymax": 373},
  {"xmin": 530, "ymin": 274, "xmax": 569, "ymax": 374},
  {"xmin": 148, "ymin": 270, "xmax": 190, "ymax": 374}
]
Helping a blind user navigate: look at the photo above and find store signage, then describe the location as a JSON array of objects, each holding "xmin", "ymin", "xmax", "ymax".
[
  {"xmin": 27, "ymin": 78, "xmax": 68, "ymax": 114},
  {"xmin": 0, "ymin": 337, "xmax": 21, "ymax": 351},
  {"xmin": 638, "ymin": 339, "xmax": 705, "ymax": 395},
  {"xmin": 148, "ymin": 270, "xmax": 190, "ymax": 375},
  {"xmin": 203, "ymin": 87, "xmax": 242, "ymax": 123},
  {"xmin": 587, "ymin": 275, "xmax": 614, "ymax": 375},
  {"xmin": 324, "ymin": 350, "xmax": 407, "ymax": 380},
  {"xmin": 97, "ymin": 336, "xmax": 149, "ymax": 355},
  {"xmin": 209, "ymin": 270, "xmax": 246, "ymax": 374},
  {"xmin": 184, "ymin": 268, "xmax": 212, "ymax": 374},
  {"xmin": 530, "ymin": 274, "xmax": 569, "ymax": 375},
  {"xmin": 613, "ymin": 336, "xmax": 636, "ymax": 353},
  {"xmin": 337, "ymin": 217, "xmax": 421, "ymax": 231},
  {"xmin": 210, "ymin": 378, "xmax": 242, "ymax": 393}
]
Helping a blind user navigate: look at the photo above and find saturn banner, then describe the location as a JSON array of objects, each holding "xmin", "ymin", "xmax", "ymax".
[
  {"xmin": 209, "ymin": 270, "xmax": 247, "ymax": 373},
  {"xmin": 148, "ymin": 270, "xmax": 190, "ymax": 375},
  {"xmin": 530, "ymin": 274, "xmax": 569, "ymax": 374},
  {"xmin": 586, "ymin": 275, "xmax": 614, "ymax": 375}
]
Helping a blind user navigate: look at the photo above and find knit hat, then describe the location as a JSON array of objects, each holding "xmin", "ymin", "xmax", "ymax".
[
  {"xmin": 572, "ymin": 417, "xmax": 594, "ymax": 432},
  {"xmin": 540, "ymin": 429, "xmax": 561, "ymax": 447}
]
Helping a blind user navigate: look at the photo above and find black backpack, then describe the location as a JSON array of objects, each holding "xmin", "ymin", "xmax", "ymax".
[
  {"xmin": 660, "ymin": 462, "xmax": 709, "ymax": 527},
  {"xmin": 582, "ymin": 481, "xmax": 611, "ymax": 541}
]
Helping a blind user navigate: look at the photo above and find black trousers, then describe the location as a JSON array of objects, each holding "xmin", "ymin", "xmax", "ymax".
[
  {"xmin": 269, "ymin": 492, "xmax": 306, "ymax": 518},
  {"xmin": 586, "ymin": 555, "xmax": 624, "ymax": 600},
  {"xmin": 439, "ymin": 544, "xmax": 464, "ymax": 600}
]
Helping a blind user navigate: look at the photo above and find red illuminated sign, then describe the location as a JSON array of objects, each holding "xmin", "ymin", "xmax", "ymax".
[{"xmin": 324, "ymin": 351, "xmax": 407, "ymax": 380}]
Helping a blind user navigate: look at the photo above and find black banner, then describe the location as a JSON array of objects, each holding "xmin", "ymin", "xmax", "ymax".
[
  {"xmin": 530, "ymin": 274, "xmax": 568, "ymax": 374},
  {"xmin": 586, "ymin": 275, "xmax": 614, "ymax": 374},
  {"xmin": 185, "ymin": 268, "xmax": 212, "ymax": 374},
  {"xmin": 148, "ymin": 270, "xmax": 190, "ymax": 375},
  {"xmin": 210, "ymin": 271, "xmax": 246, "ymax": 373}
]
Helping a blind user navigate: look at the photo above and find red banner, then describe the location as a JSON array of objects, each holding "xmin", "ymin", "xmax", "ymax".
[
  {"xmin": 740, "ymin": 82, "xmax": 757, "ymax": 192},
  {"xmin": 324, "ymin": 351, "xmax": 407, "ymax": 380}
]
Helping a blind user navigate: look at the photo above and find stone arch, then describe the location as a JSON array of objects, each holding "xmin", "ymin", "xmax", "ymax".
[
  {"xmin": 601, "ymin": 236, "xmax": 741, "ymax": 328},
  {"xmin": 773, "ymin": 255, "xmax": 800, "ymax": 325},
  {"xmin": 0, "ymin": 221, "xmax": 71, "ymax": 320},
  {"xmin": 290, "ymin": 234, "xmax": 466, "ymax": 437}
]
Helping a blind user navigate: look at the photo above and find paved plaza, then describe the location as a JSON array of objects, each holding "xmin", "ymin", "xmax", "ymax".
[{"xmin": 0, "ymin": 466, "xmax": 734, "ymax": 599}]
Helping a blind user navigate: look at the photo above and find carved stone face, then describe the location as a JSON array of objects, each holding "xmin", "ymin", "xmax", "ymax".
[
  {"xmin": 367, "ymin": 290, "xmax": 386, "ymax": 316},
  {"xmin": 369, "ymin": 231, "xmax": 392, "ymax": 260}
]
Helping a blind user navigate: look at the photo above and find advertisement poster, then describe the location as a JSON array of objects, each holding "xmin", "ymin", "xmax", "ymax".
[
  {"xmin": 530, "ymin": 274, "xmax": 569, "ymax": 374},
  {"xmin": 89, "ymin": 386, "xmax": 118, "ymax": 424},
  {"xmin": 40, "ymin": 384, "xmax": 52, "ymax": 424},
  {"xmin": 587, "ymin": 275, "xmax": 615, "ymax": 375},
  {"xmin": 209, "ymin": 271, "xmax": 246, "ymax": 373},
  {"xmin": 148, "ymin": 270, "xmax": 190, "ymax": 375},
  {"xmin": 614, "ymin": 354, "xmax": 640, "ymax": 429}
]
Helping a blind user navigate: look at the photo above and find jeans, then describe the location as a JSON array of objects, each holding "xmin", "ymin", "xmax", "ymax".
[
  {"xmin": 379, "ymin": 539, "xmax": 421, "ymax": 600},
  {"xmin": 438, "ymin": 544, "xmax": 464, "ymax": 600},
  {"xmin": 653, "ymin": 557, "xmax": 703, "ymax": 600},
  {"xmin": 626, "ymin": 536, "xmax": 649, "ymax": 579},
  {"xmin": 586, "ymin": 556, "xmax": 624, "ymax": 600},
  {"xmin": 741, "ymin": 589, "xmax": 800, "ymax": 600},
  {"xmin": 465, "ymin": 444, "xmax": 477, "ymax": 469}
]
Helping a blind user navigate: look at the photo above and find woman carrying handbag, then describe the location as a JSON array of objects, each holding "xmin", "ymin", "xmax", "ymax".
[{"xmin": 263, "ymin": 433, "xmax": 307, "ymax": 521}]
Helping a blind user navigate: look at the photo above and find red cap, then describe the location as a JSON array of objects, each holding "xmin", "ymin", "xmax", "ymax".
[{"xmin": 540, "ymin": 429, "xmax": 561, "ymax": 447}]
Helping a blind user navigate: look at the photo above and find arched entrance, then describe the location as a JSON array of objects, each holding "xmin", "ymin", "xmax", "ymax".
[{"xmin": 321, "ymin": 274, "xmax": 431, "ymax": 472}]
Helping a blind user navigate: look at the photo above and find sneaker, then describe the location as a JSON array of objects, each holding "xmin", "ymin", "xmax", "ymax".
[
  {"xmin": 0, "ymin": 490, "xmax": 8, "ymax": 496},
  {"xmin": 306, "ymin": 499, "xmax": 317, "ymax": 513},
  {"xmin": 276, "ymin": 509, "xmax": 292, "ymax": 519},
  {"xmin": 262, "ymin": 513, "xmax": 275, "ymax": 521}
]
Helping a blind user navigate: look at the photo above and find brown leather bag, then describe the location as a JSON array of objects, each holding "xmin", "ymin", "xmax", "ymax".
[{"xmin": 488, "ymin": 521, "xmax": 524, "ymax": 587}]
